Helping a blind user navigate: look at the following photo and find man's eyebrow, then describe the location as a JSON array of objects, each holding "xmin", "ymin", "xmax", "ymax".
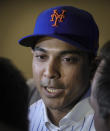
[
  {"xmin": 33, "ymin": 47, "xmax": 84, "ymax": 55},
  {"xmin": 33, "ymin": 47, "xmax": 47, "ymax": 53},
  {"xmin": 59, "ymin": 50, "xmax": 84, "ymax": 56}
]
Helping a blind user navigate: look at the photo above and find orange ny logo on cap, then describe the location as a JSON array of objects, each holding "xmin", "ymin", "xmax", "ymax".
[{"xmin": 50, "ymin": 9, "xmax": 66, "ymax": 27}]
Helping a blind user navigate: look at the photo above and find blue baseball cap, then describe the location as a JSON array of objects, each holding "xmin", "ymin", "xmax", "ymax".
[{"xmin": 19, "ymin": 6, "xmax": 99, "ymax": 55}]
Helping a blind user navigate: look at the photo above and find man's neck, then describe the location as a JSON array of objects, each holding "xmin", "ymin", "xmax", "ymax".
[
  {"xmin": 47, "ymin": 107, "xmax": 70, "ymax": 126},
  {"xmin": 46, "ymin": 99, "xmax": 79, "ymax": 126}
]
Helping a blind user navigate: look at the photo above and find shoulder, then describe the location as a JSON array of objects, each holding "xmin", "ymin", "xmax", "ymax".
[
  {"xmin": 28, "ymin": 99, "xmax": 44, "ymax": 119},
  {"xmin": 78, "ymin": 98, "xmax": 95, "ymax": 130},
  {"xmin": 72, "ymin": 98, "xmax": 95, "ymax": 130},
  {"xmin": 74, "ymin": 97, "xmax": 93, "ymax": 113},
  {"xmin": 28, "ymin": 99, "xmax": 46, "ymax": 130},
  {"xmin": 29, "ymin": 99, "xmax": 43, "ymax": 110}
]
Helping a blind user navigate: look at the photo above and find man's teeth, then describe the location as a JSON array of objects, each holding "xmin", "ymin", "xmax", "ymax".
[{"xmin": 46, "ymin": 87, "xmax": 57, "ymax": 93}]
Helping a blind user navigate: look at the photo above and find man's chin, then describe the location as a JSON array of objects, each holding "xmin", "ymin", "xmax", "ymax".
[{"xmin": 42, "ymin": 98, "xmax": 62, "ymax": 110}]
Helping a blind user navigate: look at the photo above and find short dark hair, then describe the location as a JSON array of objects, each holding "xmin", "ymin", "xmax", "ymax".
[
  {"xmin": 0, "ymin": 57, "xmax": 29, "ymax": 131},
  {"xmin": 95, "ymin": 60, "xmax": 110, "ymax": 119},
  {"xmin": 95, "ymin": 41, "xmax": 110, "ymax": 120}
]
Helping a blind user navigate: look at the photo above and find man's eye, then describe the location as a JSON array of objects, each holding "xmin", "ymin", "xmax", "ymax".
[
  {"xmin": 35, "ymin": 55, "xmax": 47, "ymax": 61},
  {"xmin": 36, "ymin": 55, "xmax": 45, "ymax": 59},
  {"xmin": 63, "ymin": 57, "xmax": 79, "ymax": 63}
]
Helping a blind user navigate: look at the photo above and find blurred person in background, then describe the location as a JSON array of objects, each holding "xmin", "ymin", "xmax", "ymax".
[
  {"xmin": 0, "ymin": 57, "xmax": 29, "ymax": 131},
  {"xmin": 90, "ymin": 41, "xmax": 110, "ymax": 131}
]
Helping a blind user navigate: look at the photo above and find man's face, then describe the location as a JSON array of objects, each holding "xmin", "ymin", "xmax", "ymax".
[
  {"xmin": 90, "ymin": 60, "xmax": 110, "ymax": 131},
  {"xmin": 32, "ymin": 37, "xmax": 90, "ymax": 111}
]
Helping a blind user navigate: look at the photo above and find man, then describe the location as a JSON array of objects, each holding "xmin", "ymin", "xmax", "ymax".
[
  {"xmin": 90, "ymin": 41, "xmax": 110, "ymax": 131},
  {"xmin": 19, "ymin": 6, "xmax": 99, "ymax": 131}
]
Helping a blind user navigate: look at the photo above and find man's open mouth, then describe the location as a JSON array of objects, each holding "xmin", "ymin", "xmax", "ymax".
[
  {"xmin": 43, "ymin": 86, "xmax": 64, "ymax": 97},
  {"xmin": 46, "ymin": 87, "xmax": 58, "ymax": 93}
]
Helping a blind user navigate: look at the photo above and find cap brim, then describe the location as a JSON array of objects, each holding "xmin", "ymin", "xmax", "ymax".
[
  {"xmin": 18, "ymin": 34, "xmax": 94, "ymax": 54},
  {"xmin": 18, "ymin": 34, "xmax": 41, "ymax": 47}
]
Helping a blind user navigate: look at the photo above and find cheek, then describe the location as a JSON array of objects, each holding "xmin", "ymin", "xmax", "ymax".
[
  {"xmin": 63, "ymin": 69, "xmax": 83, "ymax": 95},
  {"xmin": 32, "ymin": 61, "xmax": 43, "ymax": 85},
  {"xmin": 63, "ymin": 66, "xmax": 89, "ymax": 100},
  {"xmin": 63, "ymin": 66, "xmax": 83, "ymax": 87},
  {"xmin": 63, "ymin": 65, "xmax": 80, "ymax": 77}
]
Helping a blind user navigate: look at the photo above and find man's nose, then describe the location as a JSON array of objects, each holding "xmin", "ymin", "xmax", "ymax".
[{"xmin": 43, "ymin": 60, "xmax": 60, "ymax": 79}]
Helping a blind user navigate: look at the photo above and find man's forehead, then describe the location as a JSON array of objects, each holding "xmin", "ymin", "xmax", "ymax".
[
  {"xmin": 35, "ymin": 36, "xmax": 84, "ymax": 52},
  {"xmin": 33, "ymin": 47, "xmax": 85, "ymax": 57},
  {"xmin": 36, "ymin": 36, "xmax": 53, "ymax": 43}
]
